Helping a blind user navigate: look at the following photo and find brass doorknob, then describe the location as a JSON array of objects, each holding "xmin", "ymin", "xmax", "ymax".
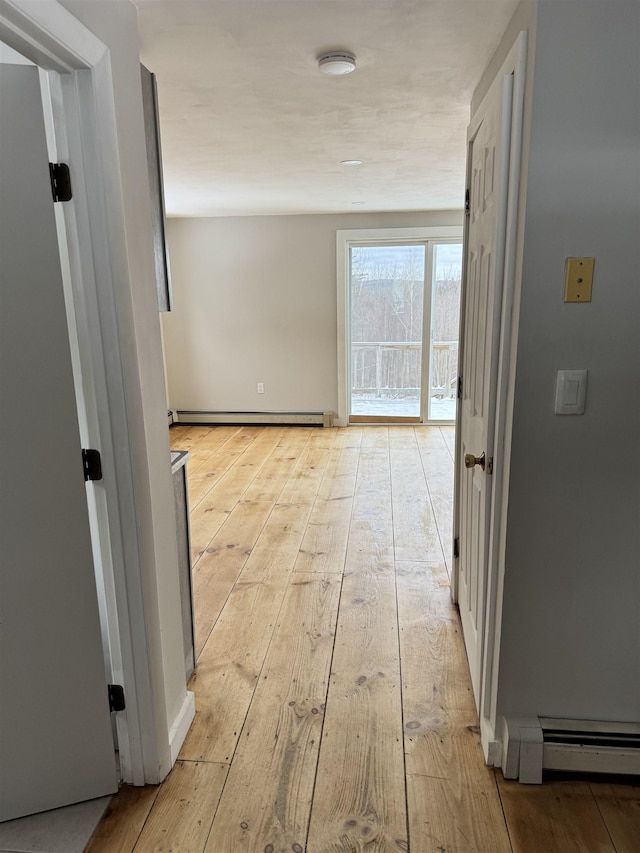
[{"xmin": 464, "ymin": 452, "xmax": 486, "ymax": 470}]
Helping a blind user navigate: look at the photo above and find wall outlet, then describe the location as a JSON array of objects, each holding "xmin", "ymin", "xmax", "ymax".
[
  {"xmin": 257, "ymin": 382, "xmax": 265, "ymax": 394},
  {"xmin": 564, "ymin": 257, "xmax": 594, "ymax": 302}
]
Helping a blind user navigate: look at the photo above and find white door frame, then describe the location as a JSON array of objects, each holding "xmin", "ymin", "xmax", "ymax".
[
  {"xmin": 336, "ymin": 226, "xmax": 463, "ymax": 427},
  {"xmin": 0, "ymin": 0, "xmax": 157, "ymax": 785},
  {"xmin": 453, "ymin": 32, "xmax": 528, "ymax": 764}
]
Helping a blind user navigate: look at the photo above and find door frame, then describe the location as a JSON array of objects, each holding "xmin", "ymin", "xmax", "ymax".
[
  {"xmin": 0, "ymin": 0, "xmax": 158, "ymax": 785},
  {"xmin": 453, "ymin": 31, "xmax": 528, "ymax": 764},
  {"xmin": 336, "ymin": 226, "xmax": 463, "ymax": 427}
]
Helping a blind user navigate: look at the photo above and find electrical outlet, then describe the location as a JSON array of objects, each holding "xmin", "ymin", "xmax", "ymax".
[{"xmin": 257, "ymin": 382, "xmax": 265, "ymax": 394}]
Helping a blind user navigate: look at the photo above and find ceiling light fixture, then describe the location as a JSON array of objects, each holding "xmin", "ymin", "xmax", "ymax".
[
  {"xmin": 318, "ymin": 51, "xmax": 357, "ymax": 76},
  {"xmin": 341, "ymin": 159, "xmax": 363, "ymax": 166},
  {"xmin": 352, "ymin": 201, "xmax": 365, "ymax": 206}
]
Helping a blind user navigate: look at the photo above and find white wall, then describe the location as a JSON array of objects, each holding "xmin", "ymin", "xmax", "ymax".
[
  {"xmin": 162, "ymin": 211, "xmax": 463, "ymax": 415},
  {"xmin": 59, "ymin": 0, "xmax": 189, "ymax": 779},
  {"xmin": 495, "ymin": 1, "xmax": 640, "ymax": 723}
]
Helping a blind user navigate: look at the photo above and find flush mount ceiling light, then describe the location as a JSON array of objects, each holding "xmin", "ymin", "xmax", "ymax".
[
  {"xmin": 341, "ymin": 159, "xmax": 363, "ymax": 166},
  {"xmin": 318, "ymin": 51, "xmax": 356, "ymax": 76}
]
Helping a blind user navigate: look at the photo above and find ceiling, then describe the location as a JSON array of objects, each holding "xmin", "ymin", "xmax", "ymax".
[{"xmin": 134, "ymin": 0, "xmax": 520, "ymax": 217}]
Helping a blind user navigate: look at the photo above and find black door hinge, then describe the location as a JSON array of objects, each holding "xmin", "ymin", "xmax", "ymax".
[
  {"xmin": 465, "ymin": 188, "xmax": 471, "ymax": 216},
  {"xmin": 457, "ymin": 376, "xmax": 463, "ymax": 399},
  {"xmin": 82, "ymin": 448, "xmax": 102, "ymax": 482},
  {"xmin": 49, "ymin": 162, "xmax": 72, "ymax": 202},
  {"xmin": 108, "ymin": 684, "xmax": 126, "ymax": 712},
  {"xmin": 453, "ymin": 537, "xmax": 460, "ymax": 559}
]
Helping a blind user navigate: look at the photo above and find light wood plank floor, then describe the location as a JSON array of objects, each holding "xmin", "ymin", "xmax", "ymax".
[{"xmin": 86, "ymin": 426, "xmax": 640, "ymax": 853}]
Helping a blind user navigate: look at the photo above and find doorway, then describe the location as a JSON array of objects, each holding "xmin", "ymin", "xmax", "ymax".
[
  {"xmin": 0, "ymin": 57, "xmax": 118, "ymax": 823},
  {"xmin": 336, "ymin": 227, "xmax": 463, "ymax": 427},
  {"xmin": 453, "ymin": 32, "xmax": 527, "ymax": 762},
  {"xmin": 0, "ymin": 0, "xmax": 177, "ymax": 811}
]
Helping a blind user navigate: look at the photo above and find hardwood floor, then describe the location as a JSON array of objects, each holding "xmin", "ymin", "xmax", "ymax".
[{"xmin": 86, "ymin": 425, "xmax": 640, "ymax": 853}]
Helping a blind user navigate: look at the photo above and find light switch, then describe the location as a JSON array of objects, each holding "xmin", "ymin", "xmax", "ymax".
[
  {"xmin": 555, "ymin": 369, "xmax": 588, "ymax": 415},
  {"xmin": 564, "ymin": 257, "xmax": 594, "ymax": 302}
]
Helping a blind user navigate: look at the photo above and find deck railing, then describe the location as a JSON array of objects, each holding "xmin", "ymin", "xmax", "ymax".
[{"xmin": 351, "ymin": 341, "xmax": 458, "ymax": 399}]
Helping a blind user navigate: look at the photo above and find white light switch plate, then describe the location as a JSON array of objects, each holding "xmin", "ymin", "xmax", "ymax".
[{"xmin": 555, "ymin": 369, "xmax": 588, "ymax": 415}]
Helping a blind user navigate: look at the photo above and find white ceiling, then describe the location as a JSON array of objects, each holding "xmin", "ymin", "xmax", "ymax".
[{"xmin": 134, "ymin": 0, "xmax": 520, "ymax": 217}]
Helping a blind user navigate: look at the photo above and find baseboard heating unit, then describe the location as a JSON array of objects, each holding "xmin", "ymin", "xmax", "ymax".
[
  {"xmin": 174, "ymin": 410, "xmax": 335, "ymax": 428},
  {"xmin": 502, "ymin": 716, "xmax": 640, "ymax": 783}
]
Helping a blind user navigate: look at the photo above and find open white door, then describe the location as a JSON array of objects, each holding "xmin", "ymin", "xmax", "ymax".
[
  {"xmin": 0, "ymin": 63, "xmax": 118, "ymax": 821},
  {"xmin": 457, "ymin": 71, "xmax": 514, "ymax": 705}
]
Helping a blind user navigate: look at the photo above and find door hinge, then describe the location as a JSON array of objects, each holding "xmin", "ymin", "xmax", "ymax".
[
  {"xmin": 465, "ymin": 188, "xmax": 471, "ymax": 216},
  {"xmin": 82, "ymin": 448, "xmax": 103, "ymax": 482},
  {"xmin": 49, "ymin": 162, "xmax": 72, "ymax": 202},
  {"xmin": 457, "ymin": 376, "xmax": 463, "ymax": 399},
  {"xmin": 453, "ymin": 537, "xmax": 460, "ymax": 559},
  {"xmin": 108, "ymin": 684, "xmax": 126, "ymax": 712},
  {"xmin": 486, "ymin": 457, "xmax": 494, "ymax": 475}
]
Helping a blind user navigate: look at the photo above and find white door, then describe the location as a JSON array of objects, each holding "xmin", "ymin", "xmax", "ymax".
[
  {"xmin": 457, "ymin": 72, "xmax": 514, "ymax": 704},
  {"xmin": 0, "ymin": 63, "xmax": 118, "ymax": 822}
]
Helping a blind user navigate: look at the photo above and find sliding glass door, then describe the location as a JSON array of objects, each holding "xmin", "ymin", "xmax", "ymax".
[
  {"xmin": 428, "ymin": 242, "xmax": 463, "ymax": 421},
  {"xmin": 348, "ymin": 239, "xmax": 462, "ymax": 423},
  {"xmin": 350, "ymin": 243, "xmax": 425, "ymax": 420}
]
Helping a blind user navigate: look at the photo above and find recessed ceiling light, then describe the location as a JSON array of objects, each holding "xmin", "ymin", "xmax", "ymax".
[
  {"xmin": 318, "ymin": 51, "xmax": 356, "ymax": 76},
  {"xmin": 341, "ymin": 159, "xmax": 363, "ymax": 166}
]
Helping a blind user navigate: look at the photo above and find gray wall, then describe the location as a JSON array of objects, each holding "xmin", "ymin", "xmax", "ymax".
[
  {"xmin": 496, "ymin": 0, "xmax": 640, "ymax": 722},
  {"xmin": 162, "ymin": 211, "xmax": 463, "ymax": 414}
]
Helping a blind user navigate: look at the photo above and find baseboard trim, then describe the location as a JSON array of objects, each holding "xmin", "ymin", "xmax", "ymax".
[
  {"xmin": 168, "ymin": 690, "xmax": 195, "ymax": 767},
  {"xmin": 480, "ymin": 716, "xmax": 502, "ymax": 766},
  {"xmin": 174, "ymin": 410, "xmax": 335, "ymax": 427},
  {"xmin": 501, "ymin": 715, "xmax": 640, "ymax": 783}
]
